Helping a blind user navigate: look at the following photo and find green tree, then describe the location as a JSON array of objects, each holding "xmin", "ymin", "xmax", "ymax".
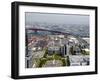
[
  {"xmin": 66, "ymin": 56, "xmax": 70, "ymax": 66},
  {"xmin": 38, "ymin": 58, "xmax": 47, "ymax": 67},
  {"xmin": 43, "ymin": 48, "xmax": 48, "ymax": 58},
  {"xmin": 81, "ymin": 50, "xmax": 89, "ymax": 55},
  {"xmin": 61, "ymin": 58, "xmax": 66, "ymax": 66}
]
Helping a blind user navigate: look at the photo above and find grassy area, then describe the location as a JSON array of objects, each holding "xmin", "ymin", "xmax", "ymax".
[
  {"xmin": 53, "ymin": 54, "xmax": 67, "ymax": 66},
  {"xmin": 53, "ymin": 53, "xmax": 61, "ymax": 60},
  {"xmin": 34, "ymin": 49, "xmax": 70, "ymax": 67},
  {"xmin": 36, "ymin": 53, "xmax": 67, "ymax": 67}
]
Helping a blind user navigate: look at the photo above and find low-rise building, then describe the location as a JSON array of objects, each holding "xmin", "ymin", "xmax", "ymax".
[
  {"xmin": 69, "ymin": 55, "xmax": 89, "ymax": 66},
  {"xmin": 48, "ymin": 46, "xmax": 60, "ymax": 55}
]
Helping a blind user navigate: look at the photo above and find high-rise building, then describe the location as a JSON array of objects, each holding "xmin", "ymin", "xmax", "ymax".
[{"xmin": 60, "ymin": 44, "xmax": 68, "ymax": 57}]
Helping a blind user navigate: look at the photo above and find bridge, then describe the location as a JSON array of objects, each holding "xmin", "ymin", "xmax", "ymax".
[
  {"xmin": 26, "ymin": 28, "xmax": 71, "ymax": 35},
  {"xmin": 25, "ymin": 28, "xmax": 89, "ymax": 46}
]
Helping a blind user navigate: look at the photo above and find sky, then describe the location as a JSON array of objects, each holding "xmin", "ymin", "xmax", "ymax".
[{"xmin": 25, "ymin": 12, "xmax": 89, "ymax": 26}]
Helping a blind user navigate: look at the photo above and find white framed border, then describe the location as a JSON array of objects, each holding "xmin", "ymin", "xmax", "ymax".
[{"xmin": 19, "ymin": 5, "xmax": 95, "ymax": 76}]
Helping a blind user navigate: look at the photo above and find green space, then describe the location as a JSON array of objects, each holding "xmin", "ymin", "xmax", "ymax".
[
  {"xmin": 35, "ymin": 49, "xmax": 68, "ymax": 67},
  {"xmin": 81, "ymin": 50, "xmax": 89, "ymax": 55}
]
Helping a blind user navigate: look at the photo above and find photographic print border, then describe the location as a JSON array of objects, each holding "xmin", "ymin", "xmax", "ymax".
[{"xmin": 11, "ymin": 1, "xmax": 98, "ymax": 79}]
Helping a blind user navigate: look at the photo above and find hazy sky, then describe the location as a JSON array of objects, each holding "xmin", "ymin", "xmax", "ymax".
[{"xmin": 25, "ymin": 12, "xmax": 89, "ymax": 26}]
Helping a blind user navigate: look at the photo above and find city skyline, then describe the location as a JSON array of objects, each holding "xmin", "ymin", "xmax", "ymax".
[{"xmin": 25, "ymin": 12, "xmax": 90, "ymax": 68}]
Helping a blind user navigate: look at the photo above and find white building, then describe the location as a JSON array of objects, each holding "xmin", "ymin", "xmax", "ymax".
[{"xmin": 69, "ymin": 55, "xmax": 89, "ymax": 66}]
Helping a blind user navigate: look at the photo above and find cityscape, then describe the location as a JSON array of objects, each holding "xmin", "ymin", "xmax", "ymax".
[{"xmin": 25, "ymin": 13, "xmax": 90, "ymax": 68}]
